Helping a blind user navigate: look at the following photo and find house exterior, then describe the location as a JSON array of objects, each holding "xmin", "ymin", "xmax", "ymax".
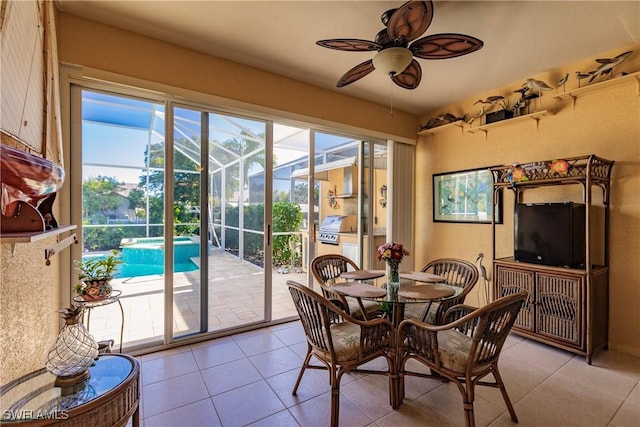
[{"xmin": 1, "ymin": 2, "xmax": 638, "ymax": 385}]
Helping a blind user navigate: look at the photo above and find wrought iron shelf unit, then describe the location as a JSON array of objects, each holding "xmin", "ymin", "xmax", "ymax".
[{"xmin": 490, "ymin": 154, "xmax": 614, "ymax": 364}]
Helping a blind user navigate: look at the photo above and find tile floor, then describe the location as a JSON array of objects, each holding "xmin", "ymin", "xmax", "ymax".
[{"xmin": 134, "ymin": 321, "xmax": 640, "ymax": 427}]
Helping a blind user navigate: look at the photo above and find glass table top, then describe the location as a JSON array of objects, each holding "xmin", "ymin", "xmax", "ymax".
[{"xmin": 1, "ymin": 355, "xmax": 134, "ymax": 422}]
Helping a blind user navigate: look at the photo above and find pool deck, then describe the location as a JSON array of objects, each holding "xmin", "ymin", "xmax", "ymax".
[{"xmin": 85, "ymin": 249, "xmax": 307, "ymax": 352}]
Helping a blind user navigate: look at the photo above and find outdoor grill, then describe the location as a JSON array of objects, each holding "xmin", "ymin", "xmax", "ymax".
[{"xmin": 318, "ymin": 215, "xmax": 356, "ymax": 245}]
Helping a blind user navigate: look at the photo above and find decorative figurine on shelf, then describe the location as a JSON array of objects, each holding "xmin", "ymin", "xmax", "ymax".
[
  {"xmin": 46, "ymin": 305, "xmax": 99, "ymax": 387},
  {"xmin": 522, "ymin": 78, "xmax": 553, "ymax": 111},
  {"xmin": 586, "ymin": 50, "xmax": 633, "ymax": 84},
  {"xmin": 556, "ymin": 73, "xmax": 570, "ymax": 92},
  {"xmin": 420, "ymin": 113, "xmax": 466, "ymax": 130}
]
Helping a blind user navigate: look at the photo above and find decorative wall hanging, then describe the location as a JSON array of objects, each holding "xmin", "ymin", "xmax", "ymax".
[
  {"xmin": 328, "ymin": 186, "xmax": 339, "ymax": 209},
  {"xmin": 433, "ymin": 167, "xmax": 502, "ymax": 224},
  {"xmin": 379, "ymin": 184, "xmax": 387, "ymax": 208}
]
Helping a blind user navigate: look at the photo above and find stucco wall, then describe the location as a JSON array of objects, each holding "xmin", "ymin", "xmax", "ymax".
[
  {"xmin": 415, "ymin": 44, "xmax": 640, "ymax": 356},
  {"xmin": 0, "ymin": 239, "xmax": 61, "ymax": 384}
]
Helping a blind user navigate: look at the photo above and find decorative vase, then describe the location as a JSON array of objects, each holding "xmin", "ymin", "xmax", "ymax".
[
  {"xmin": 46, "ymin": 306, "xmax": 99, "ymax": 387},
  {"xmin": 81, "ymin": 279, "xmax": 113, "ymax": 301},
  {"xmin": 386, "ymin": 262, "xmax": 400, "ymax": 298}
]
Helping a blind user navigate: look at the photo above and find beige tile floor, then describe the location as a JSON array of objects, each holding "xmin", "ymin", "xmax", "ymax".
[
  {"xmin": 87, "ymin": 251, "xmax": 639, "ymax": 426},
  {"xmin": 133, "ymin": 322, "xmax": 640, "ymax": 427}
]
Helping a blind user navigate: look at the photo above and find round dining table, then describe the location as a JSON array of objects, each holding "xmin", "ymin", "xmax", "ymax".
[
  {"xmin": 340, "ymin": 269, "xmax": 386, "ymax": 280},
  {"xmin": 329, "ymin": 278, "xmax": 459, "ymax": 409},
  {"xmin": 330, "ymin": 279, "xmax": 459, "ymax": 328}
]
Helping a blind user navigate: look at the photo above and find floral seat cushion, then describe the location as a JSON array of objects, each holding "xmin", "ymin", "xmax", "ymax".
[
  {"xmin": 436, "ymin": 329, "xmax": 474, "ymax": 373},
  {"xmin": 314, "ymin": 322, "xmax": 362, "ymax": 362}
]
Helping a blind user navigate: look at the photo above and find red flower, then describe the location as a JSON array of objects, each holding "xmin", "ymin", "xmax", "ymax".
[{"xmin": 550, "ymin": 159, "xmax": 569, "ymax": 176}]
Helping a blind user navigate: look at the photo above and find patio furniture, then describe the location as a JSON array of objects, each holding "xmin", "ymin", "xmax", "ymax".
[
  {"xmin": 311, "ymin": 254, "xmax": 382, "ymax": 319},
  {"xmin": 397, "ymin": 291, "xmax": 528, "ymax": 427},
  {"xmin": 287, "ymin": 280, "xmax": 395, "ymax": 427},
  {"xmin": 404, "ymin": 258, "xmax": 479, "ymax": 324}
]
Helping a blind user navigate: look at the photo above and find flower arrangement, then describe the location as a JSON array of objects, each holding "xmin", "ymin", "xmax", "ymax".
[
  {"xmin": 377, "ymin": 242, "xmax": 410, "ymax": 265},
  {"xmin": 378, "ymin": 242, "xmax": 409, "ymax": 294}
]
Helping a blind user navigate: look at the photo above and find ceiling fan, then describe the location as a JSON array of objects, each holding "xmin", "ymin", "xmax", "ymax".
[{"xmin": 317, "ymin": 0, "xmax": 484, "ymax": 90}]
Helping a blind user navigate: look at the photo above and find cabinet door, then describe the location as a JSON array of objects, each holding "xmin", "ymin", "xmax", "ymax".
[
  {"xmin": 536, "ymin": 272, "xmax": 582, "ymax": 347},
  {"xmin": 496, "ymin": 266, "xmax": 534, "ymax": 332}
]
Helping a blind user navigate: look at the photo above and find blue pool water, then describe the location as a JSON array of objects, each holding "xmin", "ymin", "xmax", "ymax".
[
  {"xmin": 85, "ymin": 236, "xmax": 201, "ymax": 278},
  {"xmin": 116, "ymin": 262, "xmax": 198, "ymax": 278}
]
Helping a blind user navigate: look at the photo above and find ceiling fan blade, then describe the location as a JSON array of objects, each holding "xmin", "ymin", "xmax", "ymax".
[
  {"xmin": 337, "ymin": 60, "xmax": 375, "ymax": 87},
  {"xmin": 387, "ymin": 1, "xmax": 433, "ymax": 44},
  {"xmin": 316, "ymin": 38, "xmax": 381, "ymax": 52},
  {"xmin": 391, "ymin": 59, "xmax": 422, "ymax": 89},
  {"xmin": 411, "ymin": 33, "xmax": 484, "ymax": 59}
]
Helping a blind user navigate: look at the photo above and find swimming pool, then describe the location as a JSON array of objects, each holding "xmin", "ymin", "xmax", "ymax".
[{"xmin": 84, "ymin": 236, "xmax": 202, "ymax": 278}]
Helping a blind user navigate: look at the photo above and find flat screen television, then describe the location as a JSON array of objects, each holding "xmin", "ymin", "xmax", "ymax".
[{"xmin": 514, "ymin": 202, "xmax": 586, "ymax": 268}]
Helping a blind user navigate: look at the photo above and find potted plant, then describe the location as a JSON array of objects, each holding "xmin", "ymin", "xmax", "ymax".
[
  {"xmin": 486, "ymin": 98, "xmax": 515, "ymax": 124},
  {"xmin": 74, "ymin": 249, "xmax": 122, "ymax": 301}
]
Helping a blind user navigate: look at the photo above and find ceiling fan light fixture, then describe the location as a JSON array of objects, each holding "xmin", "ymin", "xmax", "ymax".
[{"xmin": 372, "ymin": 47, "xmax": 412, "ymax": 76}]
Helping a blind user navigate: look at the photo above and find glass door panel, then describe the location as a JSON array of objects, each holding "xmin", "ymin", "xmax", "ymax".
[
  {"xmin": 313, "ymin": 132, "xmax": 361, "ymax": 265},
  {"xmin": 207, "ymin": 113, "xmax": 267, "ymax": 331},
  {"xmin": 79, "ymin": 89, "xmax": 166, "ymax": 350},
  {"xmin": 271, "ymin": 124, "xmax": 310, "ymax": 318},
  {"xmin": 171, "ymin": 106, "xmax": 203, "ymax": 339}
]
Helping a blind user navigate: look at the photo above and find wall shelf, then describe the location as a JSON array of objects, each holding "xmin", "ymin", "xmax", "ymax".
[
  {"xmin": 417, "ymin": 120, "xmax": 465, "ymax": 137},
  {"xmin": 552, "ymin": 71, "xmax": 640, "ymax": 109},
  {"xmin": 0, "ymin": 224, "xmax": 77, "ymax": 243},
  {"xmin": 465, "ymin": 110, "xmax": 553, "ymax": 136},
  {"xmin": 1, "ymin": 225, "xmax": 78, "ymax": 261}
]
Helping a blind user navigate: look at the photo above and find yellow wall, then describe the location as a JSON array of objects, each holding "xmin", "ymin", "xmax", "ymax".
[
  {"xmin": 3, "ymin": 8, "xmax": 637, "ymax": 388},
  {"xmin": 415, "ymin": 44, "xmax": 640, "ymax": 356},
  {"xmin": 55, "ymin": 12, "xmax": 418, "ymax": 141}
]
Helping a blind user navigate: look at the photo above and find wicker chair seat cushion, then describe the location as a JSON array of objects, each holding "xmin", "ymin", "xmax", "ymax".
[
  {"xmin": 404, "ymin": 302, "xmax": 439, "ymax": 323},
  {"xmin": 437, "ymin": 329, "xmax": 476, "ymax": 373},
  {"xmin": 315, "ymin": 322, "xmax": 362, "ymax": 362},
  {"xmin": 346, "ymin": 297, "xmax": 380, "ymax": 318}
]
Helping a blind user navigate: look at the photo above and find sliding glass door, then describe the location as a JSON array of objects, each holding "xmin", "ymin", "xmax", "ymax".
[
  {"xmin": 73, "ymin": 83, "xmax": 387, "ymax": 352},
  {"xmin": 207, "ymin": 112, "xmax": 269, "ymax": 331}
]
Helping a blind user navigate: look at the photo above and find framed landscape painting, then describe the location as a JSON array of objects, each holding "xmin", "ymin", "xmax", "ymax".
[{"xmin": 433, "ymin": 167, "xmax": 502, "ymax": 224}]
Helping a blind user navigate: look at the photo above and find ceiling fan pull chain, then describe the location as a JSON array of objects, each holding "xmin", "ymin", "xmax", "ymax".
[{"xmin": 389, "ymin": 77, "xmax": 394, "ymax": 118}]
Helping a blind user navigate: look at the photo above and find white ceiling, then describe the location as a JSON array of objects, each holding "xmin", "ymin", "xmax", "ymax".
[{"xmin": 55, "ymin": 1, "xmax": 640, "ymax": 117}]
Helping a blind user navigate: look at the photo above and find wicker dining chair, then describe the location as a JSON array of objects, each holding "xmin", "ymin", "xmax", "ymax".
[
  {"xmin": 397, "ymin": 291, "xmax": 528, "ymax": 427},
  {"xmin": 404, "ymin": 258, "xmax": 479, "ymax": 324},
  {"xmin": 287, "ymin": 280, "xmax": 395, "ymax": 427},
  {"xmin": 311, "ymin": 254, "xmax": 382, "ymax": 319}
]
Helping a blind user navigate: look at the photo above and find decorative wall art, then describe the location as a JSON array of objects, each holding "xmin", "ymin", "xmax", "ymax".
[{"xmin": 433, "ymin": 167, "xmax": 502, "ymax": 224}]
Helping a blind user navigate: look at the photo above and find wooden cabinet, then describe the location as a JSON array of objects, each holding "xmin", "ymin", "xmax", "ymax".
[
  {"xmin": 495, "ymin": 258, "xmax": 608, "ymax": 358},
  {"xmin": 490, "ymin": 155, "xmax": 614, "ymax": 363}
]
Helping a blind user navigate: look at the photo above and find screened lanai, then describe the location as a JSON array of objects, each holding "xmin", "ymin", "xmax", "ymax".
[{"xmin": 76, "ymin": 88, "xmax": 388, "ymax": 352}]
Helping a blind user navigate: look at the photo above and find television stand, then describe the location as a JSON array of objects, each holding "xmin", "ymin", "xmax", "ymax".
[
  {"xmin": 490, "ymin": 155, "xmax": 614, "ymax": 364},
  {"xmin": 494, "ymin": 257, "xmax": 608, "ymax": 363}
]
